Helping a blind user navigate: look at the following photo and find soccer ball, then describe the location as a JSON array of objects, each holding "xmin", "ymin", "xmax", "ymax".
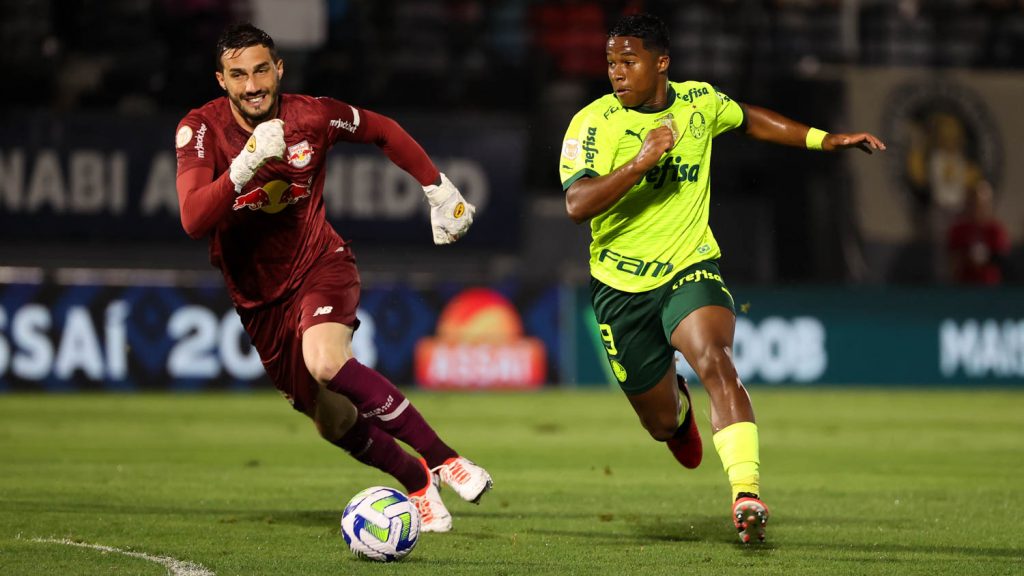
[{"xmin": 340, "ymin": 486, "xmax": 420, "ymax": 562}]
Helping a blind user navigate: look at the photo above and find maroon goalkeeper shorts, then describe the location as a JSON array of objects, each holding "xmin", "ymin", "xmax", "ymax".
[{"xmin": 238, "ymin": 244, "xmax": 361, "ymax": 417}]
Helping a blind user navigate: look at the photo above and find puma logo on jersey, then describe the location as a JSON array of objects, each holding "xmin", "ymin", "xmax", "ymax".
[
  {"xmin": 624, "ymin": 128, "xmax": 645, "ymax": 145},
  {"xmin": 313, "ymin": 306, "xmax": 334, "ymax": 317}
]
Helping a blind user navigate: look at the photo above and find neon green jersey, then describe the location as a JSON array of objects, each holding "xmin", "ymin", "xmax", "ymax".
[{"xmin": 559, "ymin": 81, "xmax": 744, "ymax": 292}]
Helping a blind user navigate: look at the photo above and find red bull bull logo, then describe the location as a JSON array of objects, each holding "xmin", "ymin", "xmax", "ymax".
[
  {"xmin": 233, "ymin": 180, "xmax": 310, "ymax": 213},
  {"xmin": 284, "ymin": 184, "xmax": 310, "ymax": 204},
  {"xmin": 233, "ymin": 188, "xmax": 271, "ymax": 211}
]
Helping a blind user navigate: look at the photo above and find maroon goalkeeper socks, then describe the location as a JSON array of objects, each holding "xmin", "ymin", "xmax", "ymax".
[
  {"xmin": 328, "ymin": 359, "xmax": 458, "ymax": 468},
  {"xmin": 331, "ymin": 417, "xmax": 427, "ymax": 493}
]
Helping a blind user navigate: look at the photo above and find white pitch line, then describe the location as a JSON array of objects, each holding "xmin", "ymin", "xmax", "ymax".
[{"xmin": 29, "ymin": 537, "xmax": 215, "ymax": 576}]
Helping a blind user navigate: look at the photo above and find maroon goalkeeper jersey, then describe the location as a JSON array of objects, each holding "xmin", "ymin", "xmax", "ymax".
[{"xmin": 175, "ymin": 94, "xmax": 438, "ymax": 309}]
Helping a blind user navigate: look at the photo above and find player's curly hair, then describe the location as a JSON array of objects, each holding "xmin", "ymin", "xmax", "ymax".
[
  {"xmin": 216, "ymin": 23, "xmax": 279, "ymax": 70},
  {"xmin": 608, "ymin": 13, "xmax": 670, "ymax": 54}
]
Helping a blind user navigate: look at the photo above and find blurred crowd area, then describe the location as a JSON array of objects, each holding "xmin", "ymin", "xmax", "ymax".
[
  {"xmin": 5, "ymin": 0, "xmax": 1024, "ymax": 115},
  {"xmin": 2, "ymin": 0, "xmax": 1022, "ymax": 286}
]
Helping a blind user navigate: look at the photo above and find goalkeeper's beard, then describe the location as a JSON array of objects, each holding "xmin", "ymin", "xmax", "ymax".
[{"xmin": 230, "ymin": 91, "xmax": 278, "ymax": 126}]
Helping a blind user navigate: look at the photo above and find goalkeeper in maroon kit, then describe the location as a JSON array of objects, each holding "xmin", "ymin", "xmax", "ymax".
[{"xmin": 174, "ymin": 23, "xmax": 491, "ymax": 532}]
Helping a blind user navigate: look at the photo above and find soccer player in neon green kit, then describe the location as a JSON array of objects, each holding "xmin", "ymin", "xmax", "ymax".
[{"xmin": 559, "ymin": 13, "xmax": 886, "ymax": 543}]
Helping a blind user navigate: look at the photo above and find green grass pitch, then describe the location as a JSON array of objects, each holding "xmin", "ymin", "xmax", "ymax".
[{"xmin": 1, "ymin": 388, "xmax": 1021, "ymax": 575}]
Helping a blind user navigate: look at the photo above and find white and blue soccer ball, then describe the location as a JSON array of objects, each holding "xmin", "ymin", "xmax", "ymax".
[{"xmin": 340, "ymin": 486, "xmax": 420, "ymax": 562}]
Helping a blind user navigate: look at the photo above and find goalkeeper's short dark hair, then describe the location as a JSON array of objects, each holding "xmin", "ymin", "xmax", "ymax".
[
  {"xmin": 608, "ymin": 13, "xmax": 670, "ymax": 55},
  {"xmin": 216, "ymin": 23, "xmax": 279, "ymax": 70}
]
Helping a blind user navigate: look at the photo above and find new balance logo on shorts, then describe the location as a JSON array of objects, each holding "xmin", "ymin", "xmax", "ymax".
[{"xmin": 313, "ymin": 306, "xmax": 333, "ymax": 317}]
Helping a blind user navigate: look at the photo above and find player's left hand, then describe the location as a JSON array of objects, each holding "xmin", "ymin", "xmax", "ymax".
[
  {"xmin": 823, "ymin": 132, "xmax": 887, "ymax": 154},
  {"xmin": 423, "ymin": 172, "xmax": 475, "ymax": 245},
  {"xmin": 229, "ymin": 119, "xmax": 286, "ymax": 192}
]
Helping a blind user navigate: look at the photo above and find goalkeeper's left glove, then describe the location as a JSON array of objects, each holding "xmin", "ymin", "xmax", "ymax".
[
  {"xmin": 229, "ymin": 119, "xmax": 286, "ymax": 193},
  {"xmin": 423, "ymin": 172, "xmax": 475, "ymax": 245}
]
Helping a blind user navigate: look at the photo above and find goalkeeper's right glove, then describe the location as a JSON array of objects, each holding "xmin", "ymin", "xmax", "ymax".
[
  {"xmin": 423, "ymin": 172, "xmax": 476, "ymax": 245},
  {"xmin": 229, "ymin": 119, "xmax": 286, "ymax": 192}
]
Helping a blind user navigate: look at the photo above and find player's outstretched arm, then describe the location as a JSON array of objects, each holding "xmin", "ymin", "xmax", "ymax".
[
  {"xmin": 344, "ymin": 108, "xmax": 476, "ymax": 244},
  {"xmin": 741, "ymin": 103, "xmax": 886, "ymax": 154},
  {"xmin": 565, "ymin": 126, "xmax": 675, "ymax": 223}
]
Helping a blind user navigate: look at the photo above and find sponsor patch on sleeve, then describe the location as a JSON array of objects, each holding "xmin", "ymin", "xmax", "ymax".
[
  {"xmin": 562, "ymin": 138, "xmax": 580, "ymax": 160},
  {"xmin": 175, "ymin": 125, "xmax": 193, "ymax": 148}
]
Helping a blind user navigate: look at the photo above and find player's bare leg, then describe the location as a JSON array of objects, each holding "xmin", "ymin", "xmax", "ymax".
[
  {"xmin": 625, "ymin": 363, "xmax": 702, "ymax": 468},
  {"xmin": 303, "ymin": 322, "xmax": 492, "ymax": 504},
  {"xmin": 671, "ymin": 306, "xmax": 752, "ymax": 430},
  {"xmin": 312, "ymin": 383, "xmax": 359, "ymax": 441},
  {"xmin": 671, "ymin": 305, "xmax": 769, "ymax": 542}
]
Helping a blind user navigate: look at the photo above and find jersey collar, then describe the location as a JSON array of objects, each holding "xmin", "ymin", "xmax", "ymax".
[{"xmin": 629, "ymin": 85, "xmax": 676, "ymax": 114}]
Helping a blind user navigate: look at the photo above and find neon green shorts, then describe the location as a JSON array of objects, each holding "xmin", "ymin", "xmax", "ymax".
[{"xmin": 589, "ymin": 260, "xmax": 735, "ymax": 394}]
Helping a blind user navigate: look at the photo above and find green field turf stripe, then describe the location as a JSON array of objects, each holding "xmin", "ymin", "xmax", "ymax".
[{"xmin": 3, "ymin": 391, "xmax": 1022, "ymax": 575}]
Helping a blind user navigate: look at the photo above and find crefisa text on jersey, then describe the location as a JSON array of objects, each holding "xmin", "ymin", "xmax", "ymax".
[
  {"xmin": 678, "ymin": 86, "xmax": 709, "ymax": 103},
  {"xmin": 583, "ymin": 127, "xmax": 599, "ymax": 168}
]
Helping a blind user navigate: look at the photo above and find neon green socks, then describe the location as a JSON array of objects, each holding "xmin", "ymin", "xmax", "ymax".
[{"xmin": 712, "ymin": 421, "xmax": 760, "ymax": 500}]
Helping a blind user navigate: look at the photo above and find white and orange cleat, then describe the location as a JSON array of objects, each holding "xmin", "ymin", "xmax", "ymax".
[
  {"xmin": 409, "ymin": 460, "xmax": 452, "ymax": 533},
  {"xmin": 434, "ymin": 456, "xmax": 493, "ymax": 504},
  {"xmin": 733, "ymin": 494, "xmax": 770, "ymax": 543}
]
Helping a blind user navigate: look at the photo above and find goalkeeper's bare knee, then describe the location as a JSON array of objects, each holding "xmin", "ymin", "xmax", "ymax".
[{"xmin": 313, "ymin": 384, "xmax": 359, "ymax": 442}]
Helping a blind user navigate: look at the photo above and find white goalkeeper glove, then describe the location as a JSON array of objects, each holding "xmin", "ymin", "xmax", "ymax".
[
  {"xmin": 229, "ymin": 119, "xmax": 286, "ymax": 192},
  {"xmin": 423, "ymin": 172, "xmax": 475, "ymax": 245}
]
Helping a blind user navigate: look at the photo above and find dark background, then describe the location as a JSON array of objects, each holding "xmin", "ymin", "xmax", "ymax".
[{"xmin": 2, "ymin": 0, "xmax": 1022, "ymax": 286}]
